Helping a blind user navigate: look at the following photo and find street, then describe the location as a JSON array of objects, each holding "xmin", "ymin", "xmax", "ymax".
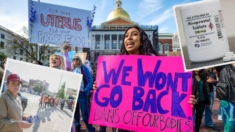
[{"xmin": 22, "ymin": 92, "xmax": 74, "ymax": 132}]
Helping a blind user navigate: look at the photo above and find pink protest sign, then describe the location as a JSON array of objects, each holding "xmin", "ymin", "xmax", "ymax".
[{"xmin": 89, "ymin": 56, "xmax": 193, "ymax": 132}]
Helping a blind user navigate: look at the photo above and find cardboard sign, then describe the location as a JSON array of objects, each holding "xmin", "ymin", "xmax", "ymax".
[
  {"xmin": 74, "ymin": 52, "xmax": 87, "ymax": 64},
  {"xmin": 89, "ymin": 56, "xmax": 193, "ymax": 132},
  {"xmin": 28, "ymin": 1, "xmax": 91, "ymax": 47}
]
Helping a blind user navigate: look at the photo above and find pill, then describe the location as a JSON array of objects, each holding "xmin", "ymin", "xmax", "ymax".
[
  {"xmin": 225, "ymin": 52, "xmax": 234, "ymax": 57},
  {"xmin": 223, "ymin": 56, "xmax": 232, "ymax": 61},
  {"xmin": 232, "ymin": 55, "xmax": 235, "ymax": 61}
]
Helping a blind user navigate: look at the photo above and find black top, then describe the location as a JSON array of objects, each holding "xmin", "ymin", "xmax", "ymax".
[
  {"xmin": 217, "ymin": 65, "xmax": 235, "ymax": 102},
  {"xmin": 207, "ymin": 72, "xmax": 217, "ymax": 92}
]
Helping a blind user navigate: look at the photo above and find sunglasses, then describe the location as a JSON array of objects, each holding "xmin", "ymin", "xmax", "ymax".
[{"xmin": 72, "ymin": 58, "xmax": 79, "ymax": 61}]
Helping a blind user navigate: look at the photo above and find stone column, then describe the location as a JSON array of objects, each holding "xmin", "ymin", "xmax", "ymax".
[
  {"xmin": 117, "ymin": 34, "xmax": 119, "ymax": 50},
  {"xmin": 110, "ymin": 34, "xmax": 112, "ymax": 50},
  {"xmin": 101, "ymin": 34, "xmax": 104, "ymax": 50}
]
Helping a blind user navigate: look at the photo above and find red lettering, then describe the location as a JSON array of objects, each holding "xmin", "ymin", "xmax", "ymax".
[
  {"xmin": 55, "ymin": 16, "xmax": 63, "ymax": 29},
  {"xmin": 40, "ymin": 14, "xmax": 50, "ymax": 27},
  {"xmin": 50, "ymin": 15, "xmax": 56, "ymax": 27},
  {"xmin": 40, "ymin": 14, "xmax": 82, "ymax": 31},
  {"xmin": 63, "ymin": 17, "xmax": 71, "ymax": 29},
  {"xmin": 74, "ymin": 18, "xmax": 82, "ymax": 31}
]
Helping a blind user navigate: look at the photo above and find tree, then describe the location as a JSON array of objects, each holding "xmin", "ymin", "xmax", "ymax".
[
  {"xmin": 4, "ymin": 27, "xmax": 60, "ymax": 62},
  {"xmin": 56, "ymin": 82, "xmax": 66, "ymax": 99},
  {"xmin": 0, "ymin": 53, "xmax": 7, "ymax": 61},
  {"xmin": 32, "ymin": 83, "xmax": 44, "ymax": 93}
]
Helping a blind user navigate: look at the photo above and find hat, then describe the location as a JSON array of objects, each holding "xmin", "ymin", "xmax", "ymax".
[{"xmin": 7, "ymin": 74, "xmax": 22, "ymax": 84}]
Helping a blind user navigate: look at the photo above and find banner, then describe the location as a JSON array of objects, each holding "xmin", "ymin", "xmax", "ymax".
[
  {"xmin": 89, "ymin": 56, "xmax": 193, "ymax": 132},
  {"xmin": 28, "ymin": 1, "xmax": 91, "ymax": 47}
]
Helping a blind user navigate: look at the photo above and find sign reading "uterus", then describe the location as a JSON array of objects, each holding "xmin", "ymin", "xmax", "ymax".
[{"xmin": 28, "ymin": 1, "xmax": 91, "ymax": 47}]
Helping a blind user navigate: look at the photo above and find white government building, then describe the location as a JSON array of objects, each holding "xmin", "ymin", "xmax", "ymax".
[{"xmin": 89, "ymin": 0, "xmax": 174, "ymax": 63}]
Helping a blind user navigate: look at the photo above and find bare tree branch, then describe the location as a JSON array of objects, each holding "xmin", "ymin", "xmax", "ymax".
[{"xmin": 5, "ymin": 34, "xmax": 59, "ymax": 62}]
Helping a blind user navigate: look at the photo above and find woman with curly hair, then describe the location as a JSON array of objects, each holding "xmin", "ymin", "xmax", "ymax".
[
  {"xmin": 93, "ymin": 26, "xmax": 196, "ymax": 132},
  {"xmin": 120, "ymin": 26, "xmax": 157, "ymax": 56}
]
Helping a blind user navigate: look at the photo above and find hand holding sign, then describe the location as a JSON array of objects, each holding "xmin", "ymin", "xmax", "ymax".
[
  {"xmin": 93, "ymin": 81, "xmax": 196, "ymax": 107},
  {"xmin": 23, "ymin": 115, "xmax": 40, "ymax": 123},
  {"xmin": 17, "ymin": 121, "xmax": 32, "ymax": 129}
]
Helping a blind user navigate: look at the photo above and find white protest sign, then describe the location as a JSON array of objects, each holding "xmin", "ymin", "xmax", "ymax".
[{"xmin": 28, "ymin": 1, "xmax": 91, "ymax": 48}]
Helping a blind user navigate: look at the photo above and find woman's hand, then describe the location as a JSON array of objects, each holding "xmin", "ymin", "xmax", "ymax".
[
  {"xmin": 92, "ymin": 81, "xmax": 97, "ymax": 90},
  {"xmin": 188, "ymin": 95, "xmax": 197, "ymax": 107},
  {"xmin": 17, "ymin": 121, "xmax": 32, "ymax": 129}
]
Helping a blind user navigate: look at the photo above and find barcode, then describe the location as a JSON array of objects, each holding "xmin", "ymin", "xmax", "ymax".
[{"xmin": 214, "ymin": 15, "xmax": 223, "ymax": 39}]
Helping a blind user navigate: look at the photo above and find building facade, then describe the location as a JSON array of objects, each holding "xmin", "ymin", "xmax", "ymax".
[
  {"xmin": 172, "ymin": 33, "xmax": 181, "ymax": 51},
  {"xmin": 0, "ymin": 25, "xmax": 59, "ymax": 65}
]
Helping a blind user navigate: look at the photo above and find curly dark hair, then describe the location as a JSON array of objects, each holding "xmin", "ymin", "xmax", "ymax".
[
  {"xmin": 120, "ymin": 26, "xmax": 158, "ymax": 56},
  {"xmin": 193, "ymin": 69, "xmax": 207, "ymax": 80}
]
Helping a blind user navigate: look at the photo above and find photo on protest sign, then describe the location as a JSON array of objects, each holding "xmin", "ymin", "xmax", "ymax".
[
  {"xmin": 89, "ymin": 56, "xmax": 193, "ymax": 132},
  {"xmin": 174, "ymin": 0, "xmax": 235, "ymax": 71},
  {"xmin": 28, "ymin": 1, "xmax": 91, "ymax": 47},
  {"xmin": 0, "ymin": 59, "xmax": 82, "ymax": 132}
]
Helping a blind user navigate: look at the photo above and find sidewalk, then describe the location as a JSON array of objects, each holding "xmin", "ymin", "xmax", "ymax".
[{"xmin": 24, "ymin": 106, "xmax": 74, "ymax": 132}]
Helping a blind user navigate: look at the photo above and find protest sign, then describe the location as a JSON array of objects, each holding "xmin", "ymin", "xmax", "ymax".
[
  {"xmin": 28, "ymin": 1, "xmax": 91, "ymax": 47},
  {"xmin": 55, "ymin": 51, "xmax": 76, "ymax": 71},
  {"xmin": 89, "ymin": 56, "xmax": 193, "ymax": 132},
  {"xmin": 74, "ymin": 52, "xmax": 87, "ymax": 63}
]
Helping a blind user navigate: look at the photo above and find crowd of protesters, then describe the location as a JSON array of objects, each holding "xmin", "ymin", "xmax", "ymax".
[
  {"xmin": 192, "ymin": 65, "xmax": 235, "ymax": 132},
  {"xmin": 2, "ymin": 25, "xmax": 234, "ymax": 132}
]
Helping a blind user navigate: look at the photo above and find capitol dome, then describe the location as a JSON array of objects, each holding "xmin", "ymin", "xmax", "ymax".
[{"xmin": 106, "ymin": 0, "xmax": 130, "ymax": 21}]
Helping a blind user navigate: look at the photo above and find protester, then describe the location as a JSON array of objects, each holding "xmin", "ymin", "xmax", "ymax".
[
  {"xmin": 85, "ymin": 60, "xmax": 93, "ymax": 75},
  {"xmin": 72, "ymin": 56, "xmax": 95, "ymax": 132},
  {"xmin": 0, "ymin": 67, "xmax": 3, "ymax": 89},
  {"xmin": 52, "ymin": 97, "xmax": 55, "ymax": 107},
  {"xmin": 214, "ymin": 65, "xmax": 227, "ymax": 120},
  {"xmin": 49, "ymin": 54, "xmax": 66, "ymax": 70},
  {"xmin": 192, "ymin": 70, "xmax": 211, "ymax": 132},
  {"xmin": 216, "ymin": 64, "xmax": 235, "ymax": 131},
  {"xmin": 1, "ymin": 59, "xmax": 7, "ymax": 93},
  {"xmin": 60, "ymin": 98, "xmax": 65, "ymax": 110},
  {"xmin": 44, "ymin": 96, "xmax": 48, "ymax": 108},
  {"xmin": 38, "ymin": 94, "xmax": 45, "ymax": 110},
  {"xmin": 93, "ymin": 26, "xmax": 197, "ymax": 132},
  {"xmin": 0, "ymin": 74, "xmax": 32, "ymax": 131},
  {"xmin": 84, "ymin": 60, "xmax": 92, "ymax": 110},
  {"xmin": 50, "ymin": 96, "xmax": 53, "ymax": 107},
  {"xmin": 72, "ymin": 100, "xmax": 75, "ymax": 112},
  {"xmin": 1, "ymin": 59, "xmax": 6, "ymax": 70},
  {"xmin": 63, "ymin": 41, "xmax": 71, "ymax": 52},
  {"xmin": 203, "ymin": 68, "xmax": 220, "ymax": 131}
]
